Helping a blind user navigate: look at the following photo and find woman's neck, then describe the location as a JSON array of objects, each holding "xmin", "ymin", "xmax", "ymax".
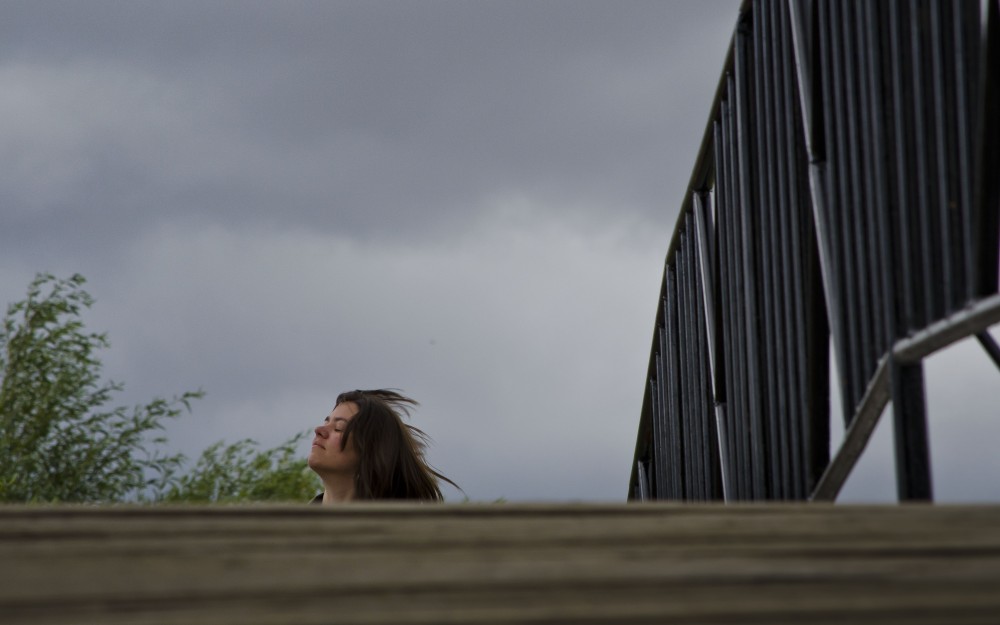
[{"xmin": 320, "ymin": 475, "xmax": 356, "ymax": 504}]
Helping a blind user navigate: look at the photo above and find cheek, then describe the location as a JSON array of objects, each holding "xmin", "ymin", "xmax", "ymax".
[{"xmin": 332, "ymin": 433, "xmax": 357, "ymax": 454}]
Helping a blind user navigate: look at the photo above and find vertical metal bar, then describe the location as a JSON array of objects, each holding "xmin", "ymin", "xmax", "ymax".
[
  {"xmin": 678, "ymin": 238, "xmax": 695, "ymax": 499},
  {"xmin": 657, "ymin": 327, "xmax": 671, "ymax": 499},
  {"xmin": 804, "ymin": 194, "xmax": 832, "ymax": 498},
  {"xmin": 692, "ymin": 233, "xmax": 707, "ymax": 500},
  {"xmin": 699, "ymin": 230, "xmax": 722, "ymax": 500},
  {"xmin": 753, "ymin": 0, "xmax": 783, "ymax": 499},
  {"xmin": 888, "ymin": 0, "xmax": 920, "ymax": 335},
  {"xmin": 713, "ymin": 89, "xmax": 733, "ymax": 496},
  {"xmin": 695, "ymin": 190, "xmax": 731, "ymax": 501},
  {"xmin": 820, "ymin": 0, "xmax": 861, "ymax": 420},
  {"xmin": 789, "ymin": 0, "xmax": 849, "ymax": 438},
  {"xmin": 688, "ymin": 233, "xmax": 705, "ymax": 500},
  {"xmin": 853, "ymin": 0, "xmax": 889, "ymax": 363},
  {"xmin": 890, "ymin": 357, "xmax": 933, "ymax": 501},
  {"xmin": 695, "ymin": 246, "xmax": 722, "ymax": 500},
  {"xmin": 694, "ymin": 192, "xmax": 720, "ymax": 399},
  {"xmin": 649, "ymin": 374, "xmax": 661, "ymax": 499},
  {"xmin": 733, "ymin": 90, "xmax": 752, "ymax": 500},
  {"xmin": 714, "ymin": 404, "xmax": 729, "ymax": 499},
  {"xmin": 840, "ymin": 0, "xmax": 878, "ymax": 385},
  {"xmin": 735, "ymin": 21, "xmax": 768, "ymax": 499},
  {"xmin": 657, "ymin": 312, "xmax": 675, "ymax": 500},
  {"xmin": 674, "ymin": 255, "xmax": 689, "ymax": 500},
  {"xmin": 758, "ymin": 2, "xmax": 793, "ymax": 499},
  {"xmin": 658, "ymin": 323, "xmax": 673, "ymax": 499},
  {"xmin": 865, "ymin": 0, "xmax": 931, "ymax": 506},
  {"xmin": 771, "ymin": 0, "xmax": 792, "ymax": 500},
  {"xmin": 688, "ymin": 233, "xmax": 706, "ymax": 500},
  {"xmin": 692, "ymin": 232, "xmax": 710, "ymax": 499},
  {"xmin": 725, "ymin": 87, "xmax": 751, "ymax": 500},
  {"xmin": 776, "ymin": 0, "xmax": 805, "ymax": 498},
  {"xmin": 864, "ymin": 0, "xmax": 901, "ymax": 351},
  {"xmin": 677, "ymin": 235, "xmax": 694, "ymax": 498},
  {"xmin": 912, "ymin": 0, "xmax": 943, "ymax": 324},
  {"xmin": 952, "ymin": 0, "xmax": 977, "ymax": 304},
  {"xmin": 733, "ymin": 85, "xmax": 752, "ymax": 502},
  {"xmin": 665, "ymin": 271, "xmax": 685, "ymax": 498},
  {"xmin": 654, "ymin": 330, "xmax": 665, "ymax": 499},
  {"xmin": 868, "ymin": 0, "xmax": 891, "ymax": 356},
  {"xmin": 972, "ymin": 0, "xmax": 1000, "ymax": 297},
  {"xmin": 771, "ymin": 0, "xmax": 795, "ymax": 499},
  {"xmin": 833, "ymin": 1, "xmax": 873, "ymax": 410},
  {"xmin": 786, "ymin": 0, "xmax": 819, "ymax": 157},
  {"xmin": 636, "ymin": 459, "xmax": 651, "ymax": 501},
  {"xmin": 770, "ymin": 0, "xmax": 803, "ymax": 499},
  {"xmin": 717, "ymin": 107, "xmax": 737, "ymax": 499},
  {"xmin": 715, "ymin": 116, "xmax": 741, "ymax": 499},
  {"xmin": 688, "ymin": 212, "xmax": 707, "ymax": 498},
  {"xmin": 659, "ymin": 325, "xmax": 668, "ymax": 500},
  {"xmin": 692, "ymin": 235, "xmax": 708, "ymax": 499},
  {"xmin": 771, "ymin": 0, "xmax": 790, "ymax": 497},
  {"xmin": 929, "ymin": 0, "xmax": 958, "ymax": 313}
]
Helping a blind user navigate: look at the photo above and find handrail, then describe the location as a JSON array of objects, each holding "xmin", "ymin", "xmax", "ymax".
[{"xmin": 630, "ymin": 0, "xmax": 1000, "ymax": 503}]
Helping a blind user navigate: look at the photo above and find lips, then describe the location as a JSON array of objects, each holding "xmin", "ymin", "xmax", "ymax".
[{"xmin": 312, "ymin": 440, "xmax": 325, "ymax": 450}]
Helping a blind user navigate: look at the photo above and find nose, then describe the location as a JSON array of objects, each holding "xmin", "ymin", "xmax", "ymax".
[{"xmin": 314, "ymin": 424, "xmax": 328, "ymax": 438}]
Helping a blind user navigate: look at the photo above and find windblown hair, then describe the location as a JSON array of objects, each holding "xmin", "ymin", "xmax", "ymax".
[{"xmin": 336, "ymin": 389, "xmax": 456, "ymax": 501}]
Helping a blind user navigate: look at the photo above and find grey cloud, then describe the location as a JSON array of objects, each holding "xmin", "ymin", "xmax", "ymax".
[
  {"xmin": 78, "ymin": 213, "xmax": 662, "ymax": 501},
  {"xmin": 1, "ymin": 0, "xmax": 737, "ymax": 265}
]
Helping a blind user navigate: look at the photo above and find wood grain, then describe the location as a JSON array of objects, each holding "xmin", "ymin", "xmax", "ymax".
[{"xmin": 2, "ymin": 503, "xmax": 998, "ymax": 624}]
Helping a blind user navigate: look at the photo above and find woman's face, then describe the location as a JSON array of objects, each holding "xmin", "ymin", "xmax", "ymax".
[{"xmin": 308, "ymin": 401, "xmax": 361, "ymax": 475}]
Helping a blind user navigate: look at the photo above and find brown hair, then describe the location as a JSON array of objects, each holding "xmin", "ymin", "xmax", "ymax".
[{"xmin": 336, "ymin": 389, "xmax": 457, "ymax": 501}]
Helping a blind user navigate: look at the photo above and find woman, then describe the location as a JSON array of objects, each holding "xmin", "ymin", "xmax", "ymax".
[{"xmin": 307, "ymin": 389, "xmax": 456, "ymax": 503}]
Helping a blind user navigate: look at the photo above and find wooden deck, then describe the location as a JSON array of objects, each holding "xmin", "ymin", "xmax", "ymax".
[{"xmin": 2, "ymin": 503, "xmax": 999, "ymax": 624}]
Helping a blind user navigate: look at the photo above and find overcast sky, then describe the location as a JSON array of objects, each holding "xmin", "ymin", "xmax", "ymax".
[{"xmin": 2, "ymin": 1, "xmax": 997, "ymax": 503}]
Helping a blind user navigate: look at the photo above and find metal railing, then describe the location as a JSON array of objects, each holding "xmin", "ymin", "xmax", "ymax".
[{"xmin": 630, "ymin": 0, "xmax": 1000, "ymax": 503}]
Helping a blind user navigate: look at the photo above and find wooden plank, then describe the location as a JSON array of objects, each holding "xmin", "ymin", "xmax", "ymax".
[{"xmin": 2, "ymin": 504, "xmax": 999, "ymax": 624}]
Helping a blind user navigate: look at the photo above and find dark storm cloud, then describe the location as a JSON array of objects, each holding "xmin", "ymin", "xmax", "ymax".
[{"xmin": 1, "ymin": 0, "xmax": 735, "ymax": 257}]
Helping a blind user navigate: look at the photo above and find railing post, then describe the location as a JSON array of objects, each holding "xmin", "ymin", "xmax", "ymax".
[
  {"xmin": 889, "ymin": 358, "xmax": 933, "ymax": 501},
  {"xmin": 693, "ymin": 191, "xmax": 730, "ymax": 502}
]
